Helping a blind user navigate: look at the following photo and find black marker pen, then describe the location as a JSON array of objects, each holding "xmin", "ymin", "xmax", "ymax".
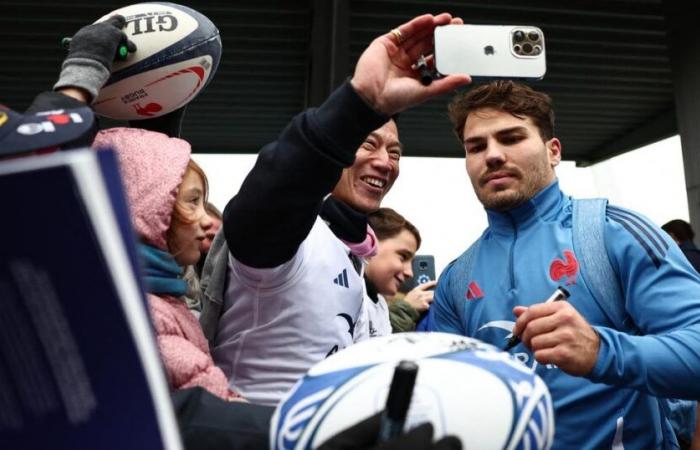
[
  {"xmin": 378, "ymin": 360, "xmax": 419, "ymax": 442},
  {"xmin": 504, "ymin": 286, "xmax": 570, "ymax": 351}
]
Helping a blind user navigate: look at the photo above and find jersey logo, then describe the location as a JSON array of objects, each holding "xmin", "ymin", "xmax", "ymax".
[
  {"xmin": 549, "ymin": 250, "xmax": 578, "ymax": 285},
  {"xmin": 336, "ymin": 313, "xmax": 356, "ymax": 337},
  {"xmin": 332, "ymin": 269, "xmax": 349, "ymax": 288},
  {"xmin": 466, "ymin": 281, "xmax": 484, "ymax": 300}
]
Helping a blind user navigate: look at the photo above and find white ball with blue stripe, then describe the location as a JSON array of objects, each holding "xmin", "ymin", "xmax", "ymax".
[
  {"xmin": 92, "ymin": 2, "xmax": 221, "ymax": 120},
  {"xmin": 270, "ymin": 332, "xmax": 554, "ymax": 450}
]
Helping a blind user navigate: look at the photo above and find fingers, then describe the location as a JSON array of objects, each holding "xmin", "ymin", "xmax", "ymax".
[
  {"xmin": 375, "ymin": 422, "xmax": 434, "ymax": 450},
  {"xmin": 519, "ymin": 314, "xmax": 560, "ymax": 348},
  {"xmin": 512, "ymin": 301, "xmax": 567, "ymax": 338},
  {"xmin": 434, "ymin": 436, "xmax": 463, "ymax": 450},
  {"xmin": 513, "ymin": 306, "xmax": 528, "ymax": 317},
  {"xmin": 106, "ymin": 14, "xmax": 126, "ymax": 29},
  {"xmin": 415, "ymin": 280, "xmax": 437, "ymax": 291}
]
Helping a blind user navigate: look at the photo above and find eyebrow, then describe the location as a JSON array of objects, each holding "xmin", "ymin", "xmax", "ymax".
[
  {"xmin": 463, "ymin": 126, "xmax": 528, "ymax": 146},
  {"xmin": 369, "ymin": 131, "xmax": 403, "ymax": 154},
  {"xmin": 185, "ymin": 187, "xmax": 203, "ymax": 196}
]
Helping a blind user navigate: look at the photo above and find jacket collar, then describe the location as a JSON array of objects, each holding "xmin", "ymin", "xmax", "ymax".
[
  {"xmin": 320, "ymin": 196, "xmax": 368, "ymax": 243},
  {"xmin": 364, "ymin": 276, "xmax": 380, "ymax": 303},
  {"xmin": 485, "ymin": 180, "xmax": 565, "ymax": 234}
]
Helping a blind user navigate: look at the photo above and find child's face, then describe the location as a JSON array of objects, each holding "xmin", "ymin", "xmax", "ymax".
[{"xmin": 168, "ymin": 168, "xmax": 212, "ymax": 266}]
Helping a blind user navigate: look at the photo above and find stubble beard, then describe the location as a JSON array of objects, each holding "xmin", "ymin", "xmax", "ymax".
[{"xmin": 474, "ymin": 156, "xmax": 553, "ymax": 212}]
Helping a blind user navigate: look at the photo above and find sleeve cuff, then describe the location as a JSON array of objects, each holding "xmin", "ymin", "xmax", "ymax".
[
  {"xmin": 53, "ymin": 58, "xmax": 110, "ymax": 103},
  {"xmin": 307, "ymin": 81, "xmax": 391, "ymax": 167},
  {"xmin": 588, "ymin": 326, "xmax": 612, "ymax": 380}
]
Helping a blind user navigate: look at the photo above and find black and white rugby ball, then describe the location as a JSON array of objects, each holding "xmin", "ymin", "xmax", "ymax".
[{"xmin": 92, "ymin": 2, "xmax": 221, "ymax": 120}]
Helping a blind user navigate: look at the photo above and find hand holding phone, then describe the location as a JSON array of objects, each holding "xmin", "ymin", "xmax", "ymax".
[
  {"xmin": 434, "ymin": 24, "xmax": 546, "ymax": 80},
  {"xmin": 404, "ymin": 280, "xmax": 437, "ymax": 313}
]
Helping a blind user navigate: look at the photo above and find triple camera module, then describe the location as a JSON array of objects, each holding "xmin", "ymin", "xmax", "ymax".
[{"xmin": 511, "ymin": 28, "xmax": 543, "ymax": 57}]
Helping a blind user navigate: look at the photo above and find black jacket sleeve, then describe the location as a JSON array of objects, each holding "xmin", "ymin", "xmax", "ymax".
[
  {"xmin": 24, "ymin": 91, "xmax": 99, "ymax": 149},
  {"xmin": 25, "ymin": 91, "xmax": 90, "ymax": 113},
  {"xmin": 223, "ymin": 82, "xmax": 388, "ymax": 268}
]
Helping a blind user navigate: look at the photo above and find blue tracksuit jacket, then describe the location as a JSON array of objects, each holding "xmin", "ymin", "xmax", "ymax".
[{"xmin": 430, "ymin": 181, "xmax": 700, "ymax": 449}]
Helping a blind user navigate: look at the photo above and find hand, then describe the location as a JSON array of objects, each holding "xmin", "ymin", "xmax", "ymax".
[
  {"xmin": 512, "ymin": 300, "xmax": 600, "ymax": 376},
  {"xmin": 55, "ymin": 15, "xmax": 137, "ymax": 102},
  {"xmin": 318, "ymin": 412, "xmax": 461, "ymax": 450},
  {"xmin": 350, "ymin": 13, "xmax": 471, "ymax": 116},
  {"xmin": 404, "ymin": 280, "xmax": 437, "ymax": 312}
]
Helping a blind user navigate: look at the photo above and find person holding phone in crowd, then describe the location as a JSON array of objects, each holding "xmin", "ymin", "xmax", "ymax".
[
  {"xmin": 198, "ymin": 13, "xmax": 471, "ymax": 407},
  {"xmin": 355, "ymin": 207, "xmax": 423, "ymax": 338}
]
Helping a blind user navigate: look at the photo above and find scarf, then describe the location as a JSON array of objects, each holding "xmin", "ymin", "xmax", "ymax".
[
  {"xmin": 320, "ymin": 196, "xmax": 378, "ymax": 258},
  {"xmin": 138, "ymin": 243, "xmax": 188, "ymax": 297}
]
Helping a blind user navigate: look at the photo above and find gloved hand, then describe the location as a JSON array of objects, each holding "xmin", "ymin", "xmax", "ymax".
[
  {"xmin": 54, "ymin": 15, "xmax": 136, "ymax": 102},
  {"xmin": 317, "ymin": 412, "xmax": 461, "ymax": 450}
]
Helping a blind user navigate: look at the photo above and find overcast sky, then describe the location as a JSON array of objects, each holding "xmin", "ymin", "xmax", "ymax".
[{"xmin": 193, "ymin": 135, "xmax": 687, "ymax": 275}]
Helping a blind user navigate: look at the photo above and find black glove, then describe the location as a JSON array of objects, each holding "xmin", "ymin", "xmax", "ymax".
[
  {"xmin": 54, "ymin": 15, "xmax": 137, "ymax": 102},
  {"xmin": 317, "ymin": 412, "xmax": 462, "ymax": 450}
]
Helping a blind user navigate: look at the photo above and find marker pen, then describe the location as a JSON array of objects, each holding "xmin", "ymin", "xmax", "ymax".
[{"xmin": 378, "ymin": 360, "xmax": 419, "ymax": 442}]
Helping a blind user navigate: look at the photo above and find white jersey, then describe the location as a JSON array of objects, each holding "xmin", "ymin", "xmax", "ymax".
[
  {"xmin": 211, "ymin": 217, "xmax": 365, "ymax": 406},
  {"xmin": 355, "ymin": 292, "xmax": 391, "ymax": 340}
]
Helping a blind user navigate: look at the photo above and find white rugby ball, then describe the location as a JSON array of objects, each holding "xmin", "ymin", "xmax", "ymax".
[
  {"xmin": 270, "ymin": 332, "xmax": 554, "ymax": 450},
  {"xmin": 92, "ymin": 2, "xmax": 221, "ymax": 120}
]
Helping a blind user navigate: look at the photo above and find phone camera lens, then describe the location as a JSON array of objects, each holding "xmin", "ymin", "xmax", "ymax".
[
  {"xmin": 419, "ymin": 261, "xmax": 428, "ymax": 269},
  {"xmin": 513, "ymin": 30, "xmax": 525, "ymax": 42},
  {"xmin": 522, "ymin": 43, "xmax": 533, "ymax": 54},
  {"xmin": 513, "ymin": 44, "xmax": 522, "ymax": 54},
  {"xmin": 528, "ymin": 31, "xmax": 540, "ymax": 42},
  {"xmin": 533, "ymin": 45, "xmax": 542, "ymax": 55}
]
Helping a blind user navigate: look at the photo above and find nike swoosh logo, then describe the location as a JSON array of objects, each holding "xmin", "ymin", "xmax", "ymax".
[{"xmin": 477, "ymin": 320, "xmax": 516, "ymax": 339}]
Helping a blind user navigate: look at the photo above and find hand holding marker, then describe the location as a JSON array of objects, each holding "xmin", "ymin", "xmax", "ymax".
[{"xmin": 504, "ymin": 286, "xmax": 570, "ymax": 351}]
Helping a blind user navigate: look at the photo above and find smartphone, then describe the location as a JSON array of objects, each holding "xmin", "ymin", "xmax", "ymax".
[
  {"xmin": 399, "ymin": 255, "xmax": 436, "ymax": 292},
  {"xmin": 434, "ymin": 24, "xmax": 546, "ymax": 80}
]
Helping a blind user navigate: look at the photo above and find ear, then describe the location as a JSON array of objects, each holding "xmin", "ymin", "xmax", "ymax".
[{"xmin": 546, "ymin": 137, "xmax": 562, "ymax": 168}]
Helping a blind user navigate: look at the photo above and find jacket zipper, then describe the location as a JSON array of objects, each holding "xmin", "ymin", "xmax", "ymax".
[{"xmin": 508, "ymin": 212, "xmax": 517, "ymax": 292}]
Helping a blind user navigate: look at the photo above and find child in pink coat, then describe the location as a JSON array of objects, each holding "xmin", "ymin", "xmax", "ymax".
[{"xmin": 93, "ymin": 127, "xmax": 241, "ymax": 401}]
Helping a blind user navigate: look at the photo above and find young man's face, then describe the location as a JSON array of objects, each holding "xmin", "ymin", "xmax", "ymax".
[
  {"xmin": 462, "ymin": 108, "xmax": 561, "ymax": 211},
  {"xmin": 331, "ymin": 120, "xmax": 401, "ymax": 213},
  {"xmin": 365, "ymin": 229, "xmax": 418, "ymax": 296}
]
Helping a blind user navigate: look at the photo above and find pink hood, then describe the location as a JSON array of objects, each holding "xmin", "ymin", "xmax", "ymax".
[{"xmin": 92, "ymin": 127, "xmax": 191, "ymax": 250}]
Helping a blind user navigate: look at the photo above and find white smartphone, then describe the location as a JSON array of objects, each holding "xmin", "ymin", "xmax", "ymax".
[{"xmin": 434, "ymin": 24, "xmax": 546, "ymax": 80}]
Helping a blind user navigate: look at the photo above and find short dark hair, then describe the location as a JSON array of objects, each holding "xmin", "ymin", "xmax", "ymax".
[
  {"xmin": 368, "ymin": 207, "xmax": 421, "ymax": 249},
  {"xmin": 448, "ymin": 80, "xmax": 555, "ymax": 142},
  {"xmin": 662, "ymin": 219, "xmax": 695, "ymax": 241}
]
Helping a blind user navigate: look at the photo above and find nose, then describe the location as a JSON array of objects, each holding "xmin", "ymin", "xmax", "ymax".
[
  {"xmin": 372, "ymin": 147, "xmax": 396, "ymax": 176},
  {"xmin": 404, "ymin": 261, "xmax": 414, "ymax": 279},
  {"xmin": 200, "ymin": 212, "xmax": 214, "ymax": 231},
  {"xmin": 484, "ymin": 140, "xmax": 507, "ymax": 169}
]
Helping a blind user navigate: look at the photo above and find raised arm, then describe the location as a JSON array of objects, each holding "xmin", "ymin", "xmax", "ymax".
[{"xmin": 224, "ymin": 13, "xmax": 470, "ymax": 268}]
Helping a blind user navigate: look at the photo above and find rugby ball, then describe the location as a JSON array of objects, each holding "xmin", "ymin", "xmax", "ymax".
[
  {"xmin": 92, "ymin": 2, "xmax": 221, "ymax": 120},
  {"xmin": 271, "ymin": 332, "xmax": 554, "ymax": 450}
]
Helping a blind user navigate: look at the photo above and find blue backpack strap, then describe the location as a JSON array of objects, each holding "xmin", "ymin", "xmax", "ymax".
[
  {"xmin": 572, "ymin": 198, "xmax": 639, "ymax": 334},
  {"xmin": 573, "ymin": 198, "xmax": 683, "ymax": 449}
]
